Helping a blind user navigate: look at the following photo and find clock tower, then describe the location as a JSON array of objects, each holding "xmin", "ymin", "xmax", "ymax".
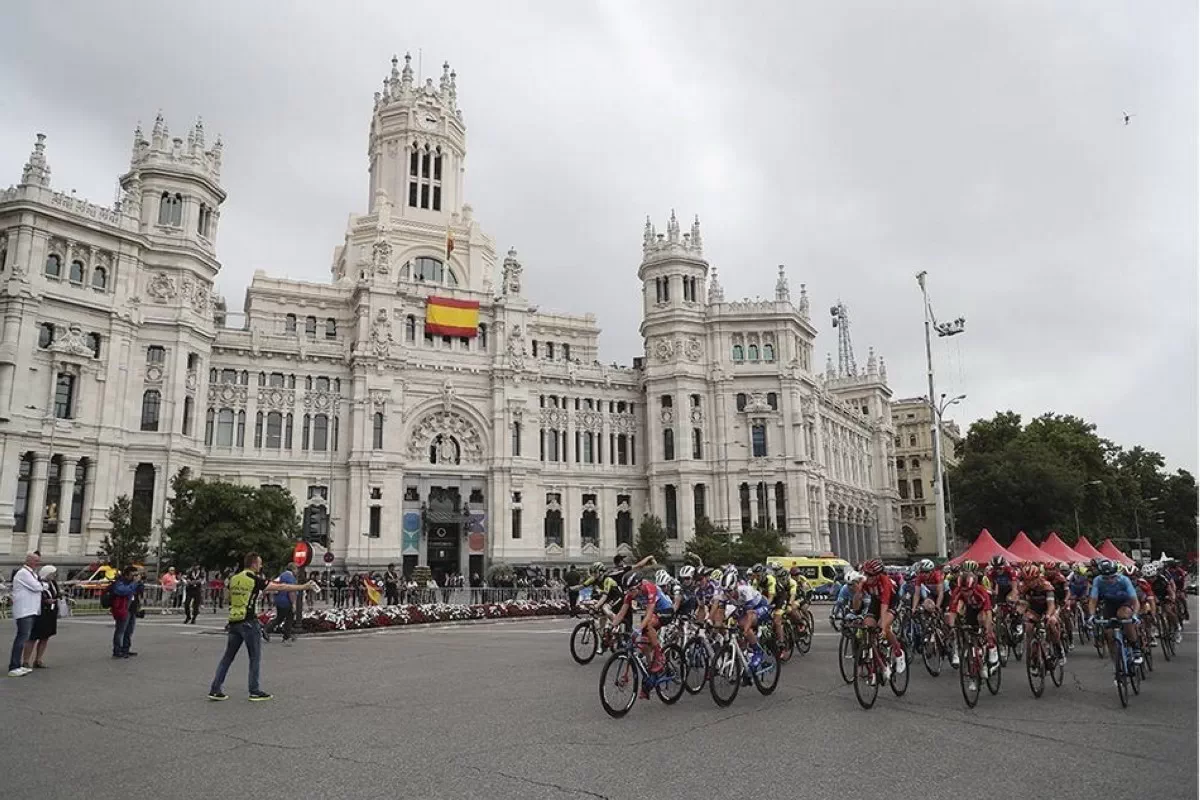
[{"xmin": 367, "ymin": 53, "xmax": 466, "ymax": 222}]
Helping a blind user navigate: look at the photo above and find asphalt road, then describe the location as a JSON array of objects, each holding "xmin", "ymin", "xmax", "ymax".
[{"xmin": 1, "ymin": 611, "xmax": 1196, "ymax": 800}]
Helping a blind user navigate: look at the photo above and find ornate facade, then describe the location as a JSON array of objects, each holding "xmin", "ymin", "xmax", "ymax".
[{"xmin": 0, "ymin": 55, "xmax": 901, "ymax": 574}]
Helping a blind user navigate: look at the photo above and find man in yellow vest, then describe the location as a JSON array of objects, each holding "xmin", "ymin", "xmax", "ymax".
[{"xmin": 208, "ymin": 552, "xmax": 315, "ymax": 701}]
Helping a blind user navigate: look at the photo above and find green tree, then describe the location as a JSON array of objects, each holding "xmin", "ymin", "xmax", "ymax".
[
  {"xmin": 633, "ymin": 514, "xmax": 669, "ymax": 564},
  {"xmin": 96, "ymin": 495, "xmax": 151, "ymax": 568},
  {"xmin": 732, "ymin": 526, "xmax": 787, "ymax": 565},
  {"xmin": 684, "ymin": 516, "xmax": 735, "ymax": 568},
  {"xmin": 164, "ymin": 471, "xmax": 299, "ymax": 570}
]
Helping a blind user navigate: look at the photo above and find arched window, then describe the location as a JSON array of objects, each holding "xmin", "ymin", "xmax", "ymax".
[
  {"xmin": 312, "ymin": 414, "xmax": 329, "ymax": 451},
  {"xmin": 91, "ymin": 266, "xmax": 107, "ymax": 290},
  {"xmin": 86, "ymin": 333, "xmax": 101, "ymax": 358},
  {"xmin": 325, "ymin": 318, "xmax": 337, "ymax": 339},
  {"xmin": 305, "ymin": 316, "xmax": 317, "ymax": 336},
  {"xmin": 732, "ymin": 344, "xmax": 744, "ymax": 361},
  {"xmin": 663, "ymin": 429, "xmax": 675, "ymax": 461},
  {"xmin": 268, "ymin": 372, "xmax": 285, "ymax": 388},
  {"xmin": 38, "ymin": 323, "xmax": 54, "ymax": 349},
  {"xmin": 146, "ymin": 345, "xmax": 165, "ymax": 364},
  {"xmin": 736, "ymin": 393, "xmax": 747, "ymax": 412},
  {"xmin": 478, "ymin": 323, "xmax": 488, "ymax": 350},
  {"xmin": 140, "ymin": 390, "xmax": 161, "ymax": 431},
  {"xmin": 748, "ymin": 344, "xmax": 760, "ymax": 361},
  {"xmin": 197, "ymin": 203, "xmax": 212, "ymax": 237},
  {"xmin": 158, "ymin": 192, "xmax": 183, "ymax": 226},
  {"xmin": 284, "ymin": 413, "xmax": 294, "ymax": 448},
  {"xmin": 236, "ymin": 410, "xmax": 247, "ymax": 447},
  {"xmin": 265, "ymin": 412, "xmax": 283, "ymax": 448},
  {"xmin": 372, "ymin": 412, "xmax": 384, "ymax": 449},
  {"xmin": 405, "ymin": 315, "xmax": 416, "ymax": 342},
  {"xmin": 763, "ymin": 343, "xmax": 775, "ymax": 362},
  {"xmin": 413, "ymin": 256, "xmax": 444, "ymax": 283},
  {"xmin": 44, "ymin": 254, "xmax": 61, "ymax": 278},
  {"xmin": 182, "ymin": 396, "xmax": 194, "ymax": 436},
  {"xmin": 205, "ymin": 408, "xmax": 215, "ymax": 445},
  {"xmin": 301, "ymin": 413, "xmax": 311, "ymax": 450},
  {"xmin": 285, "ymin": 314, "xmax": 297, "ymax": 334},
  {"xmin": 767, "ymin": 392, "xmax": 778, "ymax": 410},
  {"xmin": 69, "ymin": 260, "xmax": 85, "ymax": 283}
]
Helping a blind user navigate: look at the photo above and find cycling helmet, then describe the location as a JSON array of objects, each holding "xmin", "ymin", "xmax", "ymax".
[
  {"xmin": 917, "ymin": 558, "xmax": 935, "ymax": 573},
  {"xmin": 1142, "ymin": 563, "xmax": 1158, "ymax": 578},
  {"xmin": 678, "ymin": 564, "xmax": 696, "ymax": 581},
  {"xmin": 847, "ymin": 570, "xmax": 864, "ymax": 584},
  {"xmin": 862, "ymin": 559, "xmax": 884, "ymax": 576},
  {"xmin": 1096, "ymin": 558, "xmax": 1117, "ymax": 576},
  {"xmin": 1020, "ymin": 564, "xmax": 1041, "ymax": 581},
  {"xmin": 654, "ymin": 569, "xmax": 673, "ymax": 586},
  {"xmin": 720, "ymin": 571, "xmax": 739, "ymax": 591},
  {"xmin": 961, "ymin": 559, "xmax": 979, "ymax": 574},
  {"xmin": 750, "ymin": 563, "xmax": 766, "ymax": 575},
  {"xmin": 709, "ymin": 568, "xmax": 723, "ymax": 582},
  {"xmin": 905, "ymin": 566, "xmax": 917, "ymax": 580},
  {"xmin": 789, "ymin": 566, "xmax": 804, "ymax": 578},
  {"xmin": 990, "ymin": 555, "xmax": 1007, "ymax": 568},
  {"xmin": 1074, "ymin": 563, "xmax": 1088, "ymax": 575},
  {"xmin": 590, "ymin": 561, "xmax": 605, "ymax": 575},
  {"xmin": 621, "ymin": 570, "xmax": 641, "ymax": 590}
]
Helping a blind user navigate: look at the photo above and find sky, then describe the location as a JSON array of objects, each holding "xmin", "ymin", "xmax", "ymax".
[{"xmin": 1, "ymin": 1, "xmax": 1195, "ymax": 471}]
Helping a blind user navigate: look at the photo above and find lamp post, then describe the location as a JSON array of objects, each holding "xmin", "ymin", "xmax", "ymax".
[
  {"xmin": 934, "ymin": 393, "xmax": 965, "ymax": 547},
  {"xmin": 1073, "ymin": 479, "xmax": 1104, "ymax": 536},
  {"xmin": 916, "ymin": 271, "xmax": 965, "ymax": 559}
]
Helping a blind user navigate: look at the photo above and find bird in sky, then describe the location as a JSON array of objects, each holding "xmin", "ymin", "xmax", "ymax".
[{"xmin": 1123, "ymin": 111, "xmax": 1135, "ymax": 125}]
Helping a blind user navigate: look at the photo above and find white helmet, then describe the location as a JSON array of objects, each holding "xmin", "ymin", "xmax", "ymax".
[
  {"xmin": 1141, "ymin": 563, "xmax": 1157, "ymax": 578},
  {"xmin": 678, "ymin": 565, "xmax": 696, "ymax": 580},
  {"xmin": 845, "ymin": 570, "xmax": 863, "ymax": 584},
  {"xmin": 721, "ymin": 571, "xmax": 739, "ymax": 590},
  {"xmin": 655, "ymin": 569, "xmax": 673, "ymax": 586}
]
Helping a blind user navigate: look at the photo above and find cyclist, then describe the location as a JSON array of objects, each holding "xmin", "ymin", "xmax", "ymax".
[
  {"xmin": 720, "ymin": 569, "xmax": 772, "ymax": 671},
  {"xmin": 852, "ymin": 559, "xmax": 906, "ymax": 674},
  {"xmin": 1087, "ymin": 558, "xmax": 1142, "ymax": 665},
  {"xmin": 1145, "ymin": 563, "xmax": 1180, "ymax": 643},
  {"xmin": 945, "ymin": 560, "xmax": 999, "ymax": 670},
  {"xmin": 1016, "ymin": 563, "xmax": 1063, "ymax": 666},
  {"xmin": 673, "ymin": 565, "xmax": 700, "ymax": 620},
  {"xmin": 610, "ymin": 570, "xmax": 674, "ymax": 690},
  {"xmin": 986, "ymin": 555, "xmax": 1019, "ymax": 605},
  {"xmin": 911, "ymin": 558, "xmax": 946, "ymax": 617},
  {"xmin": 1066, "ymin": 564, "xmax": 1090, "ymax": 611},
  {"xmin": 763, "ymin": 565, "xmax": 799, "ymax": 659},
  {"xmin": 786, "ymin": 565, "xmax": 812, "ymax": 624}
]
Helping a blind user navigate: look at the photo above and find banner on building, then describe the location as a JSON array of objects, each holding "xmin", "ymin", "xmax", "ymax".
[{"xmin": 425, "ymin": 296, "xmax": 479, "ymax": 337}]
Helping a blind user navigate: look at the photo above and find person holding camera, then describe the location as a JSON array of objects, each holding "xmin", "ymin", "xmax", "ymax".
[{"xmin": 109, "ymin": 565, "xmax": 142, "ymax": 658}]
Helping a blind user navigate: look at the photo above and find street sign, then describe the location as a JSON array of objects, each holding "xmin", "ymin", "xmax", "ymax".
[
  {"xmin": 323, "ymin": 550, "xmax": 335, "ymax": 565},
  {"xmin": 293, "ymin": 540, "xmax": 313, "ymax": 568}
]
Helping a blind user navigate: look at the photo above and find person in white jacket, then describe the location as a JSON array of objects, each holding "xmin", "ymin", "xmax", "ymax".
[{"xmin": 8, "ymin": 553, "xmax": 45, "ymax": 677}]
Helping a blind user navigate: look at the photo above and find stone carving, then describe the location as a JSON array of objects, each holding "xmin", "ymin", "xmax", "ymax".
[
  {"xmin": 407, "ymin": 410, "xmax": 484, "ymax": 464},
  {"xmin": 371, "ymin": 235, "xmax": 392, "ymax": 276},
  {"xmin": 145, "ymin": 365, "xmax": 164, "ymax": 385},
  {"xmin": 208, "ymin": 383, "xmax": 248, "ymax": 407},
  {"xmin": 501, "ymin": 248, "xmax": 523, "ymax": 296},
  {"xmin": 185, "ymin": 370, "xmax": 198, "ymax": 393},
  {"xmin": 258, "ymin": 388, "xmax": 294, "ymax": 409},
  {"xmin": 744, "ymin": 392, "xmax": 773, "ymax": 413},
  {"xmin": 660, "ymin": 408, "xmax": 673, "ymax": 424},
  {"xmin": 181, "ymin": 278, "xmax": 210, "ymax": 314},
  {"xmin": 652, "ymin": 338, "xmax": 674, "ymax": 362},
  {"xmin": 610, "ymin": 412, "xmax": 636, "ymax": 433},
  {"xmin": 690, "ymin": 407, "xmax": 704, "ymax": 424},
  {"xmin": 51, "ymin": 323, "xmax": 96, "ymax": 358},
  {"xmin": 540, "ymin": 408, "xmax": 567, "ymax": 427},
  {"xmin": 146, "ymin": 272, "xmax": 177, "ymax": 303},
  {"xmin": 683, "ymin": 338, "xmax": 703, "ymax": 362},
  {"xmin": 304, "ymin": 391, "xmax": 338, "ymax": 412},
  {"xmin": 370, "ymin": 308, "xmax": 393, "ymax": 357},
  {"xmin": 575, "ymin": 411, "xmax": 603, "ymax": 431},
  {"xmin": 441, "ymin": 379, "xmax": 456, "ymax": 412},
  {"xmin": 506, "ymin": 324, "xmax": 526, "ymax": 370},
  {"xmin": 369, "ymin": 388, "xmax": 389, "ymax": 408}
]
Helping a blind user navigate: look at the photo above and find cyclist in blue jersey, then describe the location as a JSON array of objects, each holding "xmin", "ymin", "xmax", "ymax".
[
  {"xmin": 672, "ymin": 565, "xmax": 700, "ymax": 619},
  {"xmin": 721, "ymin": 570, "xmax": 772, "ymax": 670},
  {"xmin": 611, "ymin": 570, "xmax": 675, "ymax": 682},
  {"xmin": 1087, "ymin": 558, "xmax": 1142, "ymax": 664}
]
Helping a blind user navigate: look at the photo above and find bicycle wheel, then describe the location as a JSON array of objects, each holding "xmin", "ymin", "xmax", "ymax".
[
  {"xmin": 1010, "ymin": 623, "xmax": 1023, "ymax": 662},
  {"xmin": 959, "ymin": 637, "xmax": 980, "ymax": 708},
  {"xmin": 985, "ymin": 645, "xmax": 1002, "ymax": 695},
  {"xmin": 1049, "ymin": 643, "xmax": 1065, "ymax": 688},
  {"xmin": 796, "ymin": 617, "xmax": 813, "ymax": 655},
  {"xmin": 1026, "ymin": 642, "xmax": 1045, "ymax": 698},
  {"xmin": 838, "ymin": 632, "xmax": 855, "ymax": 684},
  {"xmin": 1076, "ymin": 609, "xmax": 1090, "ymax": 646},
  {"xmin": 709, "ymin": 643, "xmax": 741, "ymax": 707},
  {"xmin": 1094, "ymin": 626, "xmax": 1107, "ymax": 659},
  {"xmin": 995, "ymin": 624, "xmax": 1010, "ymax": 667},
  {"xmin": 890, "ymin": 644, "xmax": 910, "ymax": 697},
  {"xmin": 598, "ymin": 653, "xmax": 639, "ymax": 718},
  {"xmin": 776, "ymin": 622, "xmax": 795, "ymax": 662},
  {"xmin": 682, "ymin": 638, "xmax": 709, "ymax": 695},
  {"xmin": 924, "ymin": 630, "xmax": 944, "ymax": 677},
  {"xmin": 853, "ymin": 637, "xmax": 879, "ymax": 710},
  {"xmin": 570, "ymin": 620, "xmax": 599, "ymax": 665},
  {"xmin": 655, "ymin": 644, "xmax": 686, "ymax": 704},
  {"xmin": 753, "ymin": 644, "xmax": 781, "ymax": 695}
]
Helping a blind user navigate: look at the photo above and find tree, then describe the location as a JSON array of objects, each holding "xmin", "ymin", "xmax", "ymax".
[
  {"xmin": 97, "ymin": 495, "xmax": 151, "ymax": 568},
  {"xmin": 684, "ymin": 516, "xmax": 735, "ymax": 568},
  {"xmin": 164, "ymin": 471, "xmax": 299, "ymax": 570},
  {"xmin": 633, "ymin": 514, "xmax": 669, "ymax": 564},
  {"xmin": 732, "ymin": 526, "xmax": 788, "ymax": 565}
]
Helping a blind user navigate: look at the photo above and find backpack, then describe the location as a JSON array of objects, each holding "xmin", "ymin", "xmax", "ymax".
[{"xmin": 99, "ymin": 582, "xmax": 115, "ymax": 609}]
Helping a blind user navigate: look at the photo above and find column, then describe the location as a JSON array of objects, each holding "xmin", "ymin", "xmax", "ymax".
[
  {"xmin": 24, "ymin": 454, "xmax": 48, "ymax": 554},
  {"xmin": 55, "ymin": 456, "xmax": 79, "ymax": 556}
]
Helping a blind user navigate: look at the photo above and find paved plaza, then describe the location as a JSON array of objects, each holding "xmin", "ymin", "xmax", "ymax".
[{"xmin": 2, "ymin": 613, "xmax": 1196, "ymax": 800}]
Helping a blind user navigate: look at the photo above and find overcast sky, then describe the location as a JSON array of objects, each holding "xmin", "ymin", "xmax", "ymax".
[{"xmin": 2, "ymin": 2, "xmax": 1195, "ymax": 471}]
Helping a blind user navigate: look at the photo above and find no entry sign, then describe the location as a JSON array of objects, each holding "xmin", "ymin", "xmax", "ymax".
[{"xmin": 293, "ymin": 540, "xmax": 313, "ymax": 568}]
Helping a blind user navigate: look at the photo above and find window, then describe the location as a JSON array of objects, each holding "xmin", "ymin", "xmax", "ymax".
[
  {"xmin": 285, "ymin": 314, "xmax": 297, "ymax": 334},
  {"xmin": 69, "ymin": 260, "xmax": 85, "ymax": 283},
  {"xmin": 546, "ymin": 342, "xmax": 555, "ymax": 360},
  {"xmin": 479, "ymin": 323, "xmax": 488, "ymax": 350},
  {"xmin": 660, "ymin": 394, "xmax": 672, "ymax": 408},
  {"xmin": 284, "ymin": 413, "xmax": 294, "ymax": 448},
  {"xmin": 912, "ymin": 479, "xmax": 924, "ymax": 500},
  {"xmin": 751, "ymin": 423, "xmax": 767, "ymax": 457},
  {"xmin": 325, "ymin": 318, "xmax": 337, "ymax": 339},
  {"xmin": 580, "ymin": 493, "xmax": 599, "ymax": 545},
  {"xmin": 896, "ymin": 457, "xmax": 905, "ymax": 472},
  {"xmin": 663, "ymin": 429, "xmax": 675, "ymax": 461},
  {"xmin": 582, "ymin": 432, "xmax": 595, "ymax": 463},
  {"xmin": 236, "ymin": 410, "xmax": 246, "ymax": 447},
  {"xmin": 775, "ymin": 482, "xmax": 787, "ymax": 533},
  {"xmin": 898, "ymin": 480, "xmax": 909, "ymax": 500},
  {"xmin": 197, "ymin": 203, "xmax": 212, "ymax": 237},
  {"xmin": 315, "ymin": 376, "xmax": 330, "ymax": 392},
  {"xmin": 313, "ymin": 414, "xmax": 328, "ymax": 451},
  {"xmin": 531, "ymin": 340, "xmax": 539, "ymax": 358},
  {"xmin": 736, "ymin": 393, "xmax": 747, "ymax": 412},
  {"xmin": 763, "ymin": 343, "xmax": 775, "ymax": 362},
  {"xmin": 220, "ymin": 369, "xmax": 238, "ymax": 384},
  {"xmin": 13, "ymin": 454, "xmax": 32, "ymax": 532},
  {"xmin": 664, "ymin": 484, "xmax": 678, "ymax": 538},
  {"xmin": 253, "ymin": 411, "xmax": 264, "ymax": 447},
  {"xmin": 616, "ymin": 434, "xmax": 629, "ymax": 465},
  {"xmin": 690, "ymin": 393, "xmax": 701, "ymax": 408},
  {"xmin": 682, "ymin": 275, "xmax": 696, "ymax": 302},
  {"xmin": 54, "ymin": 373, "xmax": 75, "ymax": 419},
  {"xmin": 158, "ymin": 192, "xmax": 183, "ymax": 226},
  {"xmin": 909, "ymin": 435, "xmax": 917, "ymax": 447},
  {"xmin": 413, "ymin": 256, "xmax": 445, "ymax": 283},
  {"xmin": 911, "ymin": 458, "xmax": 920, "ymax": 470},
  {"xmin": 301, "ymin": 414, "xmax": 310, "ymax": 450},
  {"xmin": 748, "ymin": 344, "xmax": 760, "ymax": 361},
  {"xmin": 692, "ymin": 428, "xmax": 703, "ymax": 459},
  {"xmin": 732, "ymin": 344, "xmax": 744, "ymax": 361},
  {"xmin": 38, "ymin": 323, "xmax": 54, "ymax": 348},
  {"xmin": 45, "ymin": 253, "xmax": 61, "ymax": 278},
  {"xmin": 204, "ymin": 408, "xmax": 215, "ymax": 445},
  {"xmin": 91, "ymin": 266, "xmax": 107, "ymax": 290},
  {"xmin": 177, "ymin": 396, "xmax": 193, "ymax": 435},
  {"xmin": 216, "ymin": 409, "xmax": 235, "ymax": 446},
  {"xmin": 511, "ymin": 507, "xmax": 522, "ymax": 540},
  {"xmin": 369, "ymin": 506, "xmax": 381, "ymax": 538},
  {"xmin": 187, "ymin": 353, "xmax": 199, "ymax": 371},
  {"xmin": 265, "ymin": 372, "xmax": 283, "ymax": 388},
  {"xmin": 563, "ymin": 343, "xmax": 570, "ymax": 361},
  {"xmin": 131, "ymin": 463, "xmax": 156, "ymax": 534},
  {"xmin": 69, "ymin": 460, "xmax": 86, "ymax": 534},
  {"xmin": 756, "ymin": 482, "xmax": 768, "ymax": 528},
  {"xmin": 767, "ymin": 392, "xmax": 778, "ymax": 410},
  {"xmin": 265, "ymin": 412, "xmax": 283, "ymax": 448},
  {"xmin": 86, "ymin": 333, "xmax": 101, "ymax": 358},
  {"xmin": 147, "ymin": 345, "xmax": 165, "ymax": 364},
  {"xmin": 405, "ymin": 315, "xmax": 416, "ymax": 342},
  {"xmin": 305, "ymin": 316, "xmax": 317, "ymax": 336},
  {"xmin": 693, "ymin": 483, "xmax": 707, "ymax": 522},
  {"xmin": 373, "ymin": 412, "xmax": 384, "ymax": 449},
  {"xmin": 616, "ymin": 494, "xmax": 633, "ymax": 546},
  {"xmin": 544, "ymin": 492, "xmax": 564, "ymax": 547}
]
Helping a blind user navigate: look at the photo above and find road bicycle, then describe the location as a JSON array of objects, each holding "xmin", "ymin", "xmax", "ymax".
[
  {"xmin": 839, "ymin": 614, "xmax": 863, "ymax": 684},
  {"xmin": 708, "ymin": 617, "xmax": 780, "ymax": 707},
  {"xmin": 1024, "ymin": 617, "xmax": 1064, "ymax": 698},
  {"xmin": 919, "ymin": 608, "xmax": 951, "ymax": 677},
  {"xmin": 955, "ymin": 622, "xmax": 1001, "ymax": 708},
  {"xmin": 598, "ymin": 632, "xmax": 685, "ymax": 718},
  {"xmin": 570, "ymin": 606, "xmax": 626, "ymax": 665},
  {"xmin": 852, "ymin": 622, "xmax": 908, "ymax": 710},
  {"xmin": 775, "ymin": 606, "xmax": 814, "ymax": 661},
  {"xmin": 1094, "ymin": 617, "xmax": 1140, "ymax": 708},
  {"xmin": 661, "ymin": 615, "xmax": 711, "ymax": 695},
  {"xmin": 993, "ymin": 602, "xmax": 1023, "ymax": 665},
  {"xmin": 1155, "ymin": 610, "xmax": 1178, "ymax": 662}
]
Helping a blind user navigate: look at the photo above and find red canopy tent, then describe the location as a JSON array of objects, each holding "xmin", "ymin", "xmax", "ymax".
[
  {"xmin": 1073, "ymin": 536, "xmax": 1107, "ymax": 562},
  {"xmin": 1007, "ymin": 531, "xmax": 1056, "ymax": 564},
  {"xmin": 1039, "ymin": 532, "xmax": 1085, "ymax": 564},
  {"xmin": 1098, "ymin": 539, "xmax": 1136, "ymax": 567},
  {"xmin": 949, "ymin": 529, "xmax": 1019, "ymax": 566}
]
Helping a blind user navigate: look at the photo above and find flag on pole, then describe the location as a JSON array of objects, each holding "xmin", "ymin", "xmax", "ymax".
[
  {"xmin": 446, "ymin": 225, "xmax": 455, "ymax": 258},
  {"xmin": 425, "ymin": 296, "xmax": 479, "ymax": 337}
]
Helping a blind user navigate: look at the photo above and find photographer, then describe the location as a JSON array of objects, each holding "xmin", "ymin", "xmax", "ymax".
[{"xmin": 109, "ymin": 565, "xmax": 142, "ymax": 659}]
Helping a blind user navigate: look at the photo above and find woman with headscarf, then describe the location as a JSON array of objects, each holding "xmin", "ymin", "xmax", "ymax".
[{"xmin": 23, "ymin": 564, "xmax": 61, "ymax": 669}]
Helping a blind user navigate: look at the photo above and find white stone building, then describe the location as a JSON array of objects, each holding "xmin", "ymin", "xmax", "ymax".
[{"xmin": 0, "ymin": 55, "xmax": 901, "ymax": 575}]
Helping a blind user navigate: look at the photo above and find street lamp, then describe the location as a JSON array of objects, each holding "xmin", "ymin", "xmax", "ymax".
[
  {"xmin": 934, "ymin": 393, "xmax": 965, "ymax": 544},
  {"xmin": 1074, "ymin": 480, "xmax": 1103, "ymax": 536},
  {"xmin": 916, "ymin": 271, "xmax": 965, "ymax": 559}
]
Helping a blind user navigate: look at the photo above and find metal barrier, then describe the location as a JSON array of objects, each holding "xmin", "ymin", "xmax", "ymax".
[{"xmin": 318, "ymin": 586, "xmax": 567, "ymax": 608}]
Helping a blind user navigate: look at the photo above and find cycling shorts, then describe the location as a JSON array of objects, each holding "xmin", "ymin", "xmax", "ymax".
[
  {"xmin": 1099, "ymin": 598, "xmax": 1134, "ymax": 619},
  {"xmin": 866, "ymin": 591, "xmax": 899, "ymax": 620}
]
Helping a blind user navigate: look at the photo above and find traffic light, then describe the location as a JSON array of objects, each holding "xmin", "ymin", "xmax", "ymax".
[{"xmin": 303, "ymin": 504, "xmax": 329, "ymax": 548}]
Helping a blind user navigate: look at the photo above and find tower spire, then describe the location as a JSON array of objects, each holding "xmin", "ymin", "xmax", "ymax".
[
  {"xmin": 20, "ymin": 133, "xmax": 51, "ymax": 187},
  {"xmin": 775, "ymin": 264, "xmax": 790, "ymax": 302},
  {"xmin": 798, "ymin": 283, "xmax": 810, "ymax": 319},
  {"xmin": 690, "ymin": 215, "xmax": 702, "ymax": 253},
  {"xmin": 708, "ymin": 266, "xmax": 725, "ymax": 304},
  {"xmin": 829, "ymin": 300, "xmax": 858, "ymax": 377}
]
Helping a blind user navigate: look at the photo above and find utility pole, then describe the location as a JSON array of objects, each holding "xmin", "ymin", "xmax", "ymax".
[{"xmin": 917, "ymin": 271, "xmax": 964, "ymax": 559}]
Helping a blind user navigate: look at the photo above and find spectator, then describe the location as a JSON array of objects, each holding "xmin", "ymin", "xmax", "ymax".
[
  {"xmin": 208, "ymin": 552, "xmax": 314, "ymax": 702},
  {"xmin": 332, "ymin": 572, "xmax": 348, "ymax": 608},
  {"xmin": 469, "ymin": 571, "xmax": 483, "ymax": 604},
  {"xmin": 23, "ymin": 564, "xmax": 61, "ymax": 668},
  {"xmin": 182, "ymin": 564, "xmax": 204, "ymax": 624},
  {"xmin": 384, "ymin": 564, "xmax": 400, "ymax": 606},
  {"xmin": 265, "ymin": 562, "xmax": 297, "ymax": 645},
  {"xmin": 209, "ymin": 573, "xmax": 226, "ymax": 613},
  {"xmin": 110, "ymin": 566, "xmax": 141, "ymax": 658},
  {"xmin": 160, "ymin": 566, "xmax": 178, "ymax": 614},
  {"xmin": 7, "ymin": 553, "xmax": 44, "ymax": 677},
  {"xmin": 564, "ymin": 564, "xmax": 581, "ymax": 617}
]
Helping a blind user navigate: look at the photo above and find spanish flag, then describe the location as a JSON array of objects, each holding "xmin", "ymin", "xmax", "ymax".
[{"xmin": 425, "ymin": 296, "xmax": 480, "ymax": 337}]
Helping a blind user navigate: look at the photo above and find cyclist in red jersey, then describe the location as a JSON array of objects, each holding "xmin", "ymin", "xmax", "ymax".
[
  {"xmin": 1015, "ymin": 564, "xmax": 1062, "ymax": 664},
  {"xmin": 945, "ymin": 560, "xmax": 999, "ymax": 669},
  {"xmin": 853, "ymin": 559, "xmax": 906, "ymax": 673},
  {"xmin": 910, "ymin": 558, "xmax": 946, "ymax": 616}
]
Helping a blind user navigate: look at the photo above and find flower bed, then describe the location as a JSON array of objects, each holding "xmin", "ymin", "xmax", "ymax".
[{"xmin": 257, "ymin": 599, "xmax": 569, "ymax": 633}]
